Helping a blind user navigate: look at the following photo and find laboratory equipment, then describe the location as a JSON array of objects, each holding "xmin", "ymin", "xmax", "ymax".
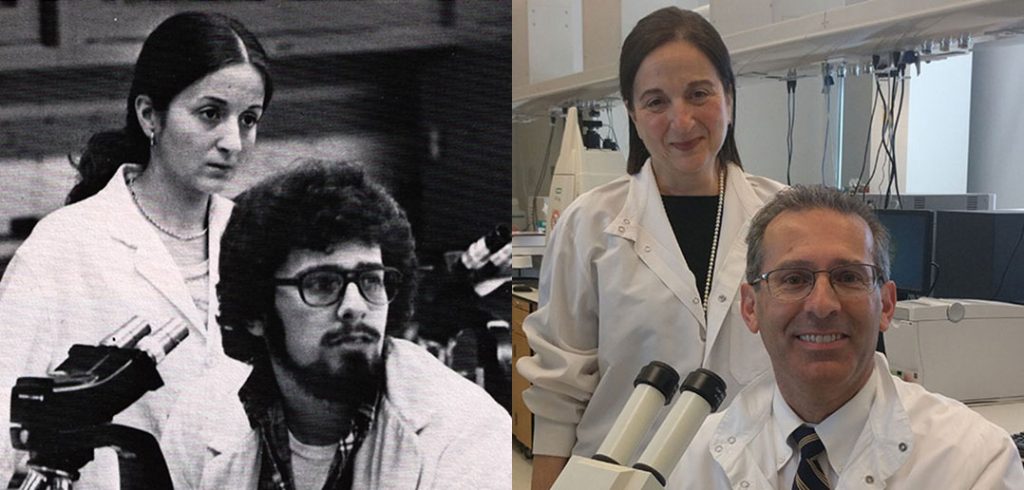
[
  {"xmin": 885, "ymin": 298, "xmax": 1024, "ymax": 403},
  {"xmin": 932, "ymin": 210, "xmax": 1024, "ymax": 304},
  {"xmin": 546, "ymin": 106, "xmax": 626, "ymax": 234},
  {"xmin": 593, "ymin": 362, "xmax": 679, "ymax": 467},
  {"xmin": 874, "ymin": 209, "xmax": 935, "ymax": 299},
  {"xmin": 10, "ymin": 316, "xmax": 187, "ymax": 490},
  {"xmin": 552, "ymin": 364, "xmax": 726, "ymax": 490}
]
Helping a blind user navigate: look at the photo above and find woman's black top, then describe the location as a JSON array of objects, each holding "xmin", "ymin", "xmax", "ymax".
[{"xmin": 662, "ymin": 195, "xmax": 721, "ymax": 300}]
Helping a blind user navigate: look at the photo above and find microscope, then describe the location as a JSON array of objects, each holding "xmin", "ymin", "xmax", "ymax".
[
  {"xmin": 552, "ymin": 362, "xmax": 726, "ymax": 489},
  {"xmin": 9, "ymin": 316, "xmax": 188, "ymax": 490}
]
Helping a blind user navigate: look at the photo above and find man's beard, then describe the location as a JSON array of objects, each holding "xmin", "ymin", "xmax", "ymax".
[{"xmin": 264, "ymin": 316, "xmax": 385, "ymax": 406}]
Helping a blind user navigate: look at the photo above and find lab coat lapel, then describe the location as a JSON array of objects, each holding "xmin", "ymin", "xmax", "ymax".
[
  {"xmin": 352, "ymin": 401, "xmax": 424, "ymax": 488},
  {"xmin": 132, "ymin": 242, "xmax": 207, "ymax": 336},
  {"xmin": 703, "ymin": 164, "xmax": 760, "ymax": 355},
  {"xmin": 101, "ymin": 169, "xmax": 208, "ymax": 338},
  {"xmin": 711, "ymin": 369, "xmax": 775, "ymax": 489},
  {"xmin": 196, "ymin": 359, "xmax": 260, "ymax": 489},
  {"xmin": 205, "ymin": 196, "xmax": 232, "ymax": 348},
  {"xmin": 607, "ymin": 164, "xmax": 706, "ymax": 325},
  {"xmin": 841, "ymin": 355, "xmax": 913, "ymax": 488},
  {"xmin": 202, "ymin": 430, "xmax": 261, "ymax": 490}
]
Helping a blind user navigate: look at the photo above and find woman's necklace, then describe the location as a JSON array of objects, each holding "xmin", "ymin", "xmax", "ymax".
[
  {"xmin": 128, "ymin": 178, "xmax": 209, "ymax": 241},
  {"xmin": 702, "ymin": 167, "xmax": 726, "ymax": 318}
]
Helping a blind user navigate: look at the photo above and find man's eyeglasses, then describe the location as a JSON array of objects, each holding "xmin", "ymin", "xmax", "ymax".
[
  {"xmin": 274, "ymin": 267, "xmax": 403, "ymax": 307},
  {"xmin": 749, "ymin": 263, "xmax": 883, "ymax": 302}
]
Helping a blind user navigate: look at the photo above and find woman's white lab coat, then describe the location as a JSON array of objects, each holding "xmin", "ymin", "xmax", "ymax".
[
  {"xmin": 0, "ymin": 164, "xmax": 232, "ymax": 489},
  {"xmin": 517, "ymin": 161, "xmax": 786, "ymax": 458}
]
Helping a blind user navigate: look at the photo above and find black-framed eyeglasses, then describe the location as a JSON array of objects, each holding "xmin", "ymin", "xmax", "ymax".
[
  {"xmin": 274, "ymin": 267, "xmax": 403, "ymax": 307},
  {"xmin": 749, "ymin": 263, "xmax": 883, "ymax": 302}
]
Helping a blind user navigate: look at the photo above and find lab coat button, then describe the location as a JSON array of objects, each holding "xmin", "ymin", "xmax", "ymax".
[
  {"xmin": 727, "ymin": 436, "xmax": 736, "ymax": 444},
  {"xmin": 898, "ymin": 442, "xmax": 908, "ymax": 452},
  {"xmin": 865, "ymin": 475, "xmax": 875, "ymax": 484},
  {"xmin": 618, "ymin": 226, "xmax": 625, "ymax": 233},
  {"xmin": 692, "ymin": 298, "xmax": 700, "ymax": 305},
  {"xmin": 718, "ymin": 294, "xmax": 727, "ymax": 302},
  {"xmin": 714, "ymin": 445, "xmax": 723, "ymax": 453},
  {"xmin": 623, "ymin": 218, "xmax": 630, "ymax": 225},
  {"xmin": 644, "ymin": 245, "xmax": 651, "ymax": 253},
  {"xmin": 740, "ymin": 482, "xmax": 750, "ymax": 488}
]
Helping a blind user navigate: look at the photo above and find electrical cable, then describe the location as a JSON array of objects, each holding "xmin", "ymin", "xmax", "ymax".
[
  {"xmin": 925, "ymin": 261, "xmax": 939, "ymax": 297},
  {"xmin": 863, "ymin": 56, "xmax": 888, "ymax": 200},
  {"xmin": 885, "ymin": 68, "xmax": 906, "ymax": 209},
  {"xmin": 883, "ymin": 75, "xmax": 897, "ymax": 208},
  {"xmin": 874, "ymin": 75, "xmax": 898, "ymax": 209},
  {"xmin": 883, "ymin": 75, "xmax": 894, "ymax": 205},
  {"xmin": 866, "ymin": 75, "xmax": 888, "ymax": 193},
  {"xmin": 821, "ymin": 79, "xmax": 832, "ymax": 186},
  {"xmin": 889, "ymin": 69, "xmax": 907, "ymax": 208},
  {"xmin": 855, "ymin": 78, "xmax": 880, "ymax": 194},
  {"xmin": 866, "ymin": 117, "xmax": 887, "ymax": 196},
  {"xmin": 786, "ymin": 79, "xmax": 796, "ymax": 185}
]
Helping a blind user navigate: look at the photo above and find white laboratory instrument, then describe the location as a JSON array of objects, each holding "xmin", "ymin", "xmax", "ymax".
[
  {"xmin": 885, "ymin": 297, "xmax": 1024, "ymax": 403},
  {"xmin": 546, "ymin": 106, "xmax": 626, "ymax": 234},
  {"xmin": 552, "ymin": 364, "xmax": 726, "ymax": 490}
]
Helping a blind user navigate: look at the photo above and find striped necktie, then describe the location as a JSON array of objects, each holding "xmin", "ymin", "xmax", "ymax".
[{"xmin": 790, "ymin": 424, "xmax": 831, "ymax": 490}]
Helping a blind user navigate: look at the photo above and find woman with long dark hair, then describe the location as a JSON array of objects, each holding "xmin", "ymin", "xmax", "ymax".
[
  {"xmin": 518, "ymin": 7, "xmax": 786, "ymax": 488},
  {"xmin": 0, "ymin": 11, "xmax": 272, "ymax": 488}
]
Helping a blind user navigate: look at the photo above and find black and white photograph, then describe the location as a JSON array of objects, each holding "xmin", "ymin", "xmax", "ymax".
[{"xmin": 0, "ymin": 2, "xmax": 511, "ymax": 489}]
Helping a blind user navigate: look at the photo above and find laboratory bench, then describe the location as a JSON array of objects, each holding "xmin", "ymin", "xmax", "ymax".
[{"xmin": 512, "ymin": 286, "xmax": 538, "ymax": 457}]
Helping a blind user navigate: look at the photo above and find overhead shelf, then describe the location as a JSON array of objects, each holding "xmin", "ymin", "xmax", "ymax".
[
  {"xmin": 512, "ymin": 0, "xmax": 1024, "ymax": 115},
  {"xmin": 512, "ymin": 63, "xmax": 618, "ymax": 117},
  {"xmin": 727, "ymin": 0, "xmax": 1024, "ymax": 77}
]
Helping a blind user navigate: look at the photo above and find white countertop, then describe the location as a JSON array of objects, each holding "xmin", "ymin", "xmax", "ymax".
[{"xmin": 968, "ymin": 400, "xmax": 1024, "ymax": 435}]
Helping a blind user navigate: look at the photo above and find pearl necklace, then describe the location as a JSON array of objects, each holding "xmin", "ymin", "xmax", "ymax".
[
  {"xmin": 128, "ymin": 179, "xmax": 209, "ymax": 241},
  {"xmin": 702, "ymin": 167, "xmax": 726, "ymax": 317}
]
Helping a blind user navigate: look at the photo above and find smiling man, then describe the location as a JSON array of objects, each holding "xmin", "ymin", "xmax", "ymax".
[
  {"xmin": 667, "ymin": 185, "xmax": 1024, "ymax": 489},
  {"xmin": 160, "ymin": 159, "xmax": 510, "ymax": 489}
]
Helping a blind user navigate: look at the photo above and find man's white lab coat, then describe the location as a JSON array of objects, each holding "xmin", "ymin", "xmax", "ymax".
[
  {"xmin": 667, "ymin": 353, "xmax": 1024, "ymax": 489},
  {"xmin": 162, "ymin": 338, "xmax": 511, "ymax": 489}
]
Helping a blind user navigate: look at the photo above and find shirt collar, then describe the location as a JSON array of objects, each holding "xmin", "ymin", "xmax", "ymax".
[
  {"xmin": 770, "ymin": 368, "xmax": 878, "ymax": 474},
  {"xmin": 815, "ymin": 368, "xmax": 877, "ymax": 473},
  {"xmin": 771, "ymin": 383, "xmax": 805, "ymax": 472}
]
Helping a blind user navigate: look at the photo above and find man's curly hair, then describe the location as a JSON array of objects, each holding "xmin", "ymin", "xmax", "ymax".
[{"xmin": 218, "ymin": 159, "xmax": 418, "ymax": 364}]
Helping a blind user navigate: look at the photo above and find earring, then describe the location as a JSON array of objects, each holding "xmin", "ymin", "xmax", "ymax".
[{"xmin": 148, "ymin": 132, "xmax": 156, "ymax": 148}]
